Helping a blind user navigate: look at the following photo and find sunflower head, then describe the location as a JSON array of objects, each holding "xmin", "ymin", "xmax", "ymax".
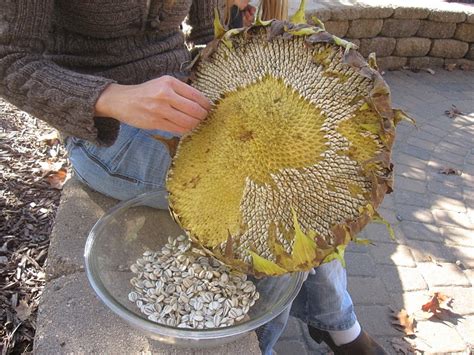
[{"xmin": 166, "ymin": 1, "xmax": 401, "ymax": 276}]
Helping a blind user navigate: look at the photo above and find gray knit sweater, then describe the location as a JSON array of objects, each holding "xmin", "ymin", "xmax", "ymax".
[{"xmin": 0, "ymin": 0, "xmax": 223, "ymax": 146}]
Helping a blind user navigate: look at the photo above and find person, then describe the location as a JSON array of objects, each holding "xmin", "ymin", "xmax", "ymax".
[{"xmin": 0, "ymin": 1, "xmax": 386, "ymax": 354}]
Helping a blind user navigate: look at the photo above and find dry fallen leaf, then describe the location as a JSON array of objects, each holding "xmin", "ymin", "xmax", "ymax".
[
  {"xmin": 444, "ymin": 105, "xmax": 464, "ymax": 119},
  {"xmin": 421, "ymin": 292, "xmax": 451, "ymax": 314},
  {"xmin": 39, "ymin": 131, "xmax": 60, "ymax": 146},
  {"xmin": 46, "ymin": 168, "xmax": 70, "ymax": 190},
  {"xmin": 390, "ymin": 308, "xmax": 416, "ymax": 336},
  {"xmin": 438, "ymin": 167, "xmax": 462, "ymax": 176},
  {"xmin": 15, "ymin": 300, "xmax": 32, "ymax": 321},
  {"xmin": 37, "ymin": 160, "xmax": 64, "ymax": 175}
]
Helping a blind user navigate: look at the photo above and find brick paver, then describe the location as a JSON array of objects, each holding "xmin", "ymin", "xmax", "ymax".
[{"xmin": 276, "ymin": 69, "xmax": 474, "ymax": 354}]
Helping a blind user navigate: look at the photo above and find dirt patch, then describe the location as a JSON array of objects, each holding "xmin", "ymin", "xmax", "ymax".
[{"xmin": 0, "ymin": 98, "xmax": 69, "ymax": 354}]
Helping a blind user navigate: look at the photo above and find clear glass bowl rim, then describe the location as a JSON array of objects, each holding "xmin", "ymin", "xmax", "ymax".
[{"xmin": 84, "ymin": 190, "xmax": 306, "ymax": 341}]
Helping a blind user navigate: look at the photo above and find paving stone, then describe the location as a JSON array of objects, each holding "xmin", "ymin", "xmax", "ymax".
[
  {"xmin": 393, "ymin": 7, "xmax": 430, "ymax": 19},
  {"xmin": 346, "ymin": 19, "xmax": 383, "ymax": 38},
  {"xmin": 437, "ymin": 140, "xmax": 470, "ymax": 155},
  {"xmin": 378, "ymin": 207, "xmax": 400, "ymax": 225},
  {"xmin": 380, "ymin": 19, "xmax": 420, "ymax": 37},
  {"xmin": 389, "ymin": 290, "xmax": 432, "ymax": 314},
  {"xmin": 394, "ymin": 163, "xmax": 427, "ymax": 181},
  {"xmin": 456, "ymin": 316, "xmax": 474, "ymax": 347},
  {"xmin": 417, "ymin": 20, "xmax": 457, "ymax": 39},
  {"xmin": 433, "ymin": 209, "xmax": 474, "ymax": 229},
  {"xmin": 433, "ymin": 287, "xmax": 474, "ymax": 315},
  {"xmin": 409, "ymin": 130, "xmax": 442, "ymax": 144},
  {"xmin": 393, "ymin": 176, "xmax": 426, "ymax": 193},
  {"xmin": 428, "ymin": 10, "xmax": 467, "ymax": 23},
  {"xmin": 393, "ymin": 190, "xmax": 430, "ymax": 209},
  {"xmin": 347, "ymin": 276, "xmax": 391, "ymax": 305},
  {"xmin": 449, "ymin": 245, "xmax": 474, "ymax": 269},
  {"xmin": 395, "ymin": 206, "xmax": 435, "ymax": 225},
  {"xmin": 419, "ymin": 124, "xmax": 448, "ymax": 138},
  {"xmin": 323, "ymin": 20, "xmax": 349, "ymax": 37},
  {"xmin": 361, "ymin": 222, "xmax": 406, "ymax": 244},
  {"xmin": 434, "ymin": 149, "xmax": 467, "ymax": 166},
  {"xmin": 429, "ymin": 158, "xmax": 465, "ymax": 173},
  {"xmin": 440, "ymin": 226, "xmax": 474, "ymax": 247},
  {"xmin": 274, "ymin": 340, "xmax": 308, "ymax": 355},
  {"xmin": 430, "ymin": 39, "xmax": 469, "ymax": 59},
  {"xmin": 373, "ymin": 56, "xmax": 407, "ymax": 71},
  {"xmin": 399, "ymin": 144, "xmax": 433, "ymax": 161},
  {"xmin": 400, "ymin": 221, "xmax": 443, "ymax": 243},
  {"xmin": 394, "ymin": 38, "xmax": 432, "ymax": 57},
  {"xmin": 279, "ymin": 316, "xmax": 304, "ymax": 340},
  {"xmin": 392, "ymin": 152, "xmax": 428, "ymax": 169},
  {"xmin": 428, "ymin": 180, "xmax": 464, "ymax": 200},
  {"xmin": 405, "ymin": 136, "xmax": 436, "ymax": 151},
  {"xmin": 465, "ymin": 269, "xmax": 474, "ymax": 286},
  {"xmin": 454, "ymin": 23, "xmax": 474, "ymax": 42},
  {"xmin": 345, "ymin": 252, "xmax": 377, "ymax": 277},
  {"xmin": 369, "ymin": 243, "xmax": 416, "ymax": 267},
  {"xmin": 417, "ymin": 262, "xmax": 471, "ymax": 287},
  {"xmin": 354, "ymin": 305, "xmax": 401, "ymax": 337},
  {"xmin": 379, "ymin": 265, "xmax": 428, "ymax": 292},
  {"xmin": 380, "ymin": 193, "xmax": 395, "ymax": 210},
  {"xmin": 413, "ymin": 320, "xmax": 468, "ymax": 353},
  {"xmin": 406, "ymin": 239, "xmax": 455, "ymax": 263},
  {"xmin": 429, "ymin": 195, "xmax": 467, "ymax": 213}
]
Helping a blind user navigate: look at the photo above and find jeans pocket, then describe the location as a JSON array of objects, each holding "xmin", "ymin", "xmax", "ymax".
[{"xmin": 106, "ymin": 130, "xmax": 171, "ymax": 187}]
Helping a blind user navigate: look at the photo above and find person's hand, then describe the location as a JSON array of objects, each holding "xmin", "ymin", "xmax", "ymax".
[
  {"xmin": 242, "ymin": 5, "xmax": 256, "ymax": 26},
  {"xmin": 233, "ymin": 0, "xmax": 256, "ymax": 26},
  {"xmin": 95, "ymin": 75, "xmax": 211, "ymax": 134}
]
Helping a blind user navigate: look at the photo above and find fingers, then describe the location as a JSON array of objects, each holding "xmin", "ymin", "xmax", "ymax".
[
  {"xmin": 170, "ymin": 78, "xmax": 212, "ymax": 111},
  {"xmin": 160, "ymin": 105, "xmax": 202, "ymax": 132},
  {"xmin": 167, "ymin": 92, "xmax": 208, "ymax": 121}
]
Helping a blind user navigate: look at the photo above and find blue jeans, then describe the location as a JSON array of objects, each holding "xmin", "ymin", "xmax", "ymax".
[{"xmin": 66, "ymin": 124, "xmax": 357, "ymax": 354}]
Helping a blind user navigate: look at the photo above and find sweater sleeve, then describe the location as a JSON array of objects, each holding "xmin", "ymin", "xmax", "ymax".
[
  {"xmin": 187, "ymin": 0, "xmax": 225, "ymax": 45},
  {"xmin": 0, "ymin": 0, "xmax": 119, "ymax": 146}
]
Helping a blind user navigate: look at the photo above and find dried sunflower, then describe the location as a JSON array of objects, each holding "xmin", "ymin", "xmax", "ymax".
[{"xmin": 164, "ymin": 1, "xmax": 409, "ymax": 276}]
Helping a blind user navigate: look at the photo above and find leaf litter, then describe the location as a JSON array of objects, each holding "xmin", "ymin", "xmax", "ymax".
[{"xmin": 0, "ymin": 98, "xmax": 70, "ymax": 354}]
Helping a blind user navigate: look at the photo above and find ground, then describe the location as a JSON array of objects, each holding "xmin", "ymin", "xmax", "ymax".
[{"xmin": 274, "ymin": 69, "xmax": 474, "ymax": 354}]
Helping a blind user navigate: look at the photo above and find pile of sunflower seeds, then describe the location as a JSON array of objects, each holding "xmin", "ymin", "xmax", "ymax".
[{"xmin": 128, "ymin": 235, "xmax": 260, "ymax": 329}]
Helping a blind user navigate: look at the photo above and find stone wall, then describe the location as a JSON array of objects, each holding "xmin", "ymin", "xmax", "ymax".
[{"xmin": 307, "ymin": 5, "xmax": 474, "ymax": 70}]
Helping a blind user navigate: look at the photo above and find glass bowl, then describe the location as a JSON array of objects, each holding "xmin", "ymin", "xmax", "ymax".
[{"xmin": 84, "ymin": 190, "xmax": 305, "ymax": 348}]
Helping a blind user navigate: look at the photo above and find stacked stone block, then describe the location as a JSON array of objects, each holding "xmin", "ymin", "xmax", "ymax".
[{"xmin": 309, "ymin": 5, "xmax": 474, "ymax": 70}]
